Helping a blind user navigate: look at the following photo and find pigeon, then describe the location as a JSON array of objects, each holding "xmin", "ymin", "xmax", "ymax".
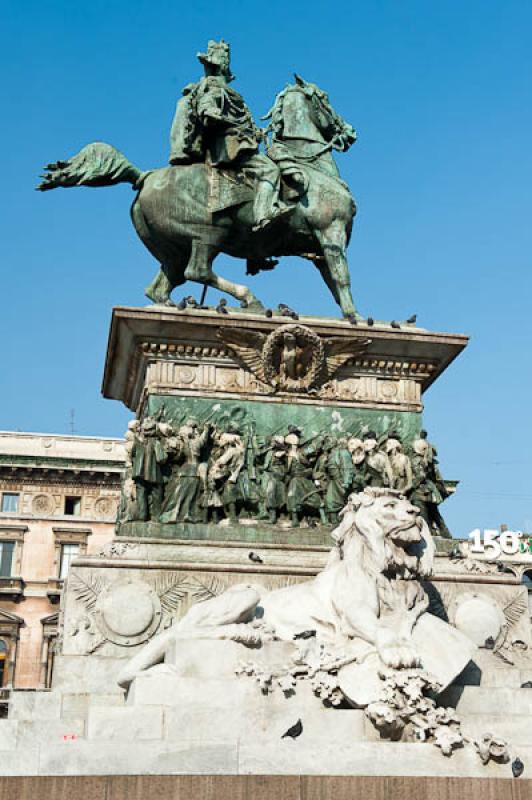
[
  {"xmin": 186, "ymin": 296, "xmax": 198, "ymax": 307},
  {"xmin": 484, "ymin": 636, "xmax": 495, "ymax": 650},
  {"xmin": 512, "ymin": 757, "xmax": 524, "ymax": 778},
  {"xmin": 265, "ymin": 309, "xmax": 273, "ymax": 318},
  {"xmin": 248, "ymin": 551, "xmax": 263, "ymax": 564},
  {"xmin": 281, "ymin": 719, "xmax": 303, "ymax": 739},
  {"xmin": 521, "ymin": 681, "xmax": 532, "ymax": 689},
  {"xmin": 279, "ymin": 303, "xmax": 298, "ymax": 319},
  {"xmin": 347, "ymin": 314, "xmax": 357, "ymax": 325},
  {"xmin": 293, "ymin": 630, "xmax": 316, "ymax": 640},
  {"xmin": 176, "ymin": 298, "xmax": 187, "ymax": 310},
  {"xmin": 367, "ymin": 317, "xmax": 374, "ymax": 326},
  {"xmin": 240, "ymin": 299, "xmax": 249, "ymax": 309},
  {"xmin": 391, "ymin": 320, "xmax": 401, "ymax": 329},
  {"xmin": 216, "ymin": 299, "xmax": 229, "ymax": 315},
  {"xmin": 406, "ymin": 314, "xmax": 417, "ymax": 324}
]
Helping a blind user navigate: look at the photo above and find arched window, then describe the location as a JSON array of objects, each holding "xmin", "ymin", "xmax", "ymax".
[
  {"xmin": 522, "ymin": 570, "xmax": 532, "ymax": 590},
  {"xmin": 0, "ymin": 640, "xmax": 8, "ymax": 687},
  {"xmin": 522, "ymin": 571, "xmax": 532, "ymax": 616}
]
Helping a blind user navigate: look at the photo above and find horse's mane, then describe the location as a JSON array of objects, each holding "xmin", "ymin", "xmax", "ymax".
[{"xmin": 262, "ymin": 77, "xmax": 353, "ymax": 147}]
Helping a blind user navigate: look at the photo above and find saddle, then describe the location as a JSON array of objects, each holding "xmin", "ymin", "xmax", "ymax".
[{"xmin": 207, "ymin": 166, "xmax": 254, "ymax": 213}]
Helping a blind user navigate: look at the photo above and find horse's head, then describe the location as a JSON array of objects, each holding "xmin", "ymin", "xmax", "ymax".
[{"xmin": 263, "ymin": 75, "xmax": 356, "ymax": 152}]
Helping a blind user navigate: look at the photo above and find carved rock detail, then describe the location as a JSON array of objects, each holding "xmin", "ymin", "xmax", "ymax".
[{"xmin": 32, "ymin": 493, "xmax": 54, "ymax": 515}]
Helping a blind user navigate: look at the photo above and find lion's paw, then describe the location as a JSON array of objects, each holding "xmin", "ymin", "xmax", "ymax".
[{"xmin": 379, "ymin": 640, "xmax": 421, "ymax": 670}]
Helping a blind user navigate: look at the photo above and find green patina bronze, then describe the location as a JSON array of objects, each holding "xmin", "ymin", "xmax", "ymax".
[
  {"xmin": 115, "ymin": 395, "xmax": 451, "ymax": 538},
  {"xmin": 145, "ymin": 395, "xmax": 421, "ymax": 441},
  {"xmin": 37, "ymin": 39, "xmax": 358, "ymax": 319}
]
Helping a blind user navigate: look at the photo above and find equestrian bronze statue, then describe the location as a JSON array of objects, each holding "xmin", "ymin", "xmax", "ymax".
[{"xmin": 38, "ymin": 39, "xmax": 359, "ymax": 319}]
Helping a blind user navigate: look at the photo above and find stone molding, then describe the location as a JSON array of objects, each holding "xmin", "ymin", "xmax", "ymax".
[{"xmin": 102, "ymin": 306, "xmax": 468, "ymax": 413}]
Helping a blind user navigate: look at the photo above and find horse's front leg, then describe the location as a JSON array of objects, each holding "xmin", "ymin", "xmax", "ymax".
[
  {"xmin": 184, "ymin": 240, "xmax": 264, "ymax": 310},
  {"xmin": 145, "ymin": 266, "xmax": 180, "ymax": 306},
  {"xmin": 315, "ymin": 221, "xmax": 357, "ymax": 319},
  {"xmin": 207, "ymin": 269, "xmax": 265, "ymax": 311}
]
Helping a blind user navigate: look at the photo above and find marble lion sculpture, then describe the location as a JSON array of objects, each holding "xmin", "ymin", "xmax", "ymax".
[{"xmin": 117, "ymin": 487, "xmax": 435, "ymax": 689}]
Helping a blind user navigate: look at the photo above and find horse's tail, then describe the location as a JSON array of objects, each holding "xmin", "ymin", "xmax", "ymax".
[{"xmin": 37, "ymin": 141, "xmax": 143, "ymax": 191}]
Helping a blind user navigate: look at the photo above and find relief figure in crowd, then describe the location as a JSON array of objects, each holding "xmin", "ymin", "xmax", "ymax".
[
  {"xmin": 216, "ymin": 425, "xmax": 246, "ymax": 522},
  {"xmin": 159, "ymin": 419, "xmax": 210, "ymax": 523},
  {"xmin": 347, "ymin": 436, "xmax": 368, "ymax": 492},
  {"xmin": 409, "ymin": 430, "xmax": 451, "ymax": 539},
  {"xmin": 118, "ymin": 414, "xmax": 452, "ymax": 537},
  {"xmin": 362, "ymin": 431, "xmax": 393, "ymax": 488},
  {"xmin": 321, "ymin": 436, "xmax": 355, "ymax": 523},
  {"xmin": 257, "ymin": 435, "xmax": 288, "ymax": 524},
  {"xmin": 285, "ymin": 427, "xmax": 328, "ymax": 527},
  {"xmin": 387, "ymin": 436, "xmax": 413, "ymax": 494},
  {"xmin": 131, "ymin": 418, "xmax": 168, "ymax": 521}
]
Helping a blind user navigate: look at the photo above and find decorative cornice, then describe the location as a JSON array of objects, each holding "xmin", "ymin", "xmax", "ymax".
[
  {"xmin": 52, "ymin": 527, "xmax": 93, "ymax": 536},
  {"xmin": 0, "ymin": 524, "xmax": 28, "ymax": 533},
  {"xmin": 0, "ymin": 454, "xmax": 124, "ymax": 471},
  {"xmin": 139, "ymin": 340, "xmax": 437, "ymax": 379},
  {"xmin": 103, "ymin": 306, "xmax": 469, "ymax": 412}
]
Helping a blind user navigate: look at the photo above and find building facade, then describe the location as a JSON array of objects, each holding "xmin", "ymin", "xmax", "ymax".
[{"xmin": 0, "ymin": 432, "xmax": 124, "ymax": 689}]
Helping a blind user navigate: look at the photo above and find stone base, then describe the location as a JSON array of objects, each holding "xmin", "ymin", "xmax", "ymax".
[
  {"xmin": 3, "ymin": 524, "xmax": 529, "ymax": 777},
  {"xmin": 0, "ymin": 775, "xmax": 530, "ymax": 797},
  {"xmin": 117, "ymin": 519, "xmax": 333, "ymax": 546},
  {"xmin": 3, "ymin": 648, "xmax": 532, "ymax": 777}
]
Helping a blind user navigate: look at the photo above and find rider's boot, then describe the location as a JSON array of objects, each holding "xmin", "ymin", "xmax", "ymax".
[{"xmin": 252, "ymin": 204, "xmax": 294, "ymax": 232}]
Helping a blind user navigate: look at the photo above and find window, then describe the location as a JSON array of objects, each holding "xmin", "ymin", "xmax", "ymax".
[
  {"xmin": 1, "ymin": 494, "xmax": 19, "ymax": 514},
  {"xmin": 0, "ymin": 542, "xmax": 14, "ymax": 577},
  {"xmin": 64, "ymin": 496, "xmax": 81, "ymax": 516},
  {"xmin": 0, "ymin": 640, "xmax": 7, "ymax": 687},
  {"xmin": 522, "ymin": 571, "xmax": 532, "ymax": 590},
  {"xmin": 59, "ymin": 543, "xmax": 80, "ymax": 579}
]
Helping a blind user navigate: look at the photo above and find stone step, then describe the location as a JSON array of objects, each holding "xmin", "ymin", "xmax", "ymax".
[
  {"xmin": 61, "ymin": 691, "xmax": 126, "ymax": 720},
  {"xmin": 87, "ymin": 706, "xmax": 164, "ymax": 741},
  {"xmin": 461, "ymin": 713, "xmax": 532, "ymax": 747},
  {"xmin": 32, "ymin": 738, "xmax": 240, "ymax": 777},
  {"xmin": 8, "ymin": 690, "xmax": 62, "ymax": 721},
  {"xmin": 236, "ymin": 740, "xmax": 532, "ymax": 779},
  {"xmin": 477, "ymin": 667, "xmax": 532, "ymax": 689},
  {"xmin": 164, "ymin": 704, "xmax": 366, "ymax": 743},
  {"xmin": 454, "ymin": 659, "xmax": 532, "ymax": 689},
  {"xmin": 127, "ymin": 673, "xmax": 271, "ymax": 709},
  {"xmin": 442, "ymin": 686, "xmax": 532, "ymax": 715},
  {"xmin": 51, "ymin": 655, "xmax": 128, "ymax": 695},
  {"xmin": 17, "ymin": 718, "xmax": 85, "ymax": 747},
  {"xmin": 0, "ymin": 737, "xmax": 528, "ymax": 778}
]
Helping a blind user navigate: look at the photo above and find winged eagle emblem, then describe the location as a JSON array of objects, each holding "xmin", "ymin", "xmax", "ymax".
[{"xmin": 218, "ymin": 324, "xmax": 370, "ymax": 391}]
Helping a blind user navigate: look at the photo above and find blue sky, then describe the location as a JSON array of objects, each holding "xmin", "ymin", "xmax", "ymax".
[{"xmin": 2, "ymin": 1, "xmax": 531, "ymax": 536}]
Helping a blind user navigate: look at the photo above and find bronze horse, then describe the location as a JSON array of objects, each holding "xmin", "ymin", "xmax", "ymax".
[{"xmin": 38, "ymin": 76, "xmax": 358, "ymax": 318}]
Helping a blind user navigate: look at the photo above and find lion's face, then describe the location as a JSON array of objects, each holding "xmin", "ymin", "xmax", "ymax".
[
  {"xmin": 333, "ymin": 488, "xmax": 434, "ymax": 578},
  {"xmin": 365, "ymin": 494, "xmax": 423, "ymax": 546}
]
